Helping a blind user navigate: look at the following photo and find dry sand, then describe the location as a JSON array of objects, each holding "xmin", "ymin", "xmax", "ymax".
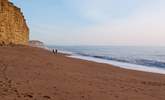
[{"xmin": 0, "ymin": 46, "xmax": 165, "ymax": 100}]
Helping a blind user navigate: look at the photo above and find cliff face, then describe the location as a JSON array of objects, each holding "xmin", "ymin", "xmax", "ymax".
[{"xmin": 0, "ymin": 0, "xmax": 29, "ymax": 45}]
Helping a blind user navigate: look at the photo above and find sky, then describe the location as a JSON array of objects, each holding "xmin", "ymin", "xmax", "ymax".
[{"xmin": 11, "ymin": 0, "xmax": 164, "ymax": 46}]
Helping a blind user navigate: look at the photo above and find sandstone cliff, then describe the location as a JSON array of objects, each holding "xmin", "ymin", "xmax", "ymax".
[{"xmin": 0, "ymin": 0, "xmax": 29, "ymax": 45}]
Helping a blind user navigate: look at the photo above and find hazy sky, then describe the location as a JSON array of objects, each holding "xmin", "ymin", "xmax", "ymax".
[{"xmin": 11, "ymin": 0, "xmax": 164, "ymax": 46}]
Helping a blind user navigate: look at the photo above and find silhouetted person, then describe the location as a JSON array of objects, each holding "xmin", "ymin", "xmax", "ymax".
[
  {"xmin": 53, "ymin": 49, "xmax": 58, "ymax": 54},
  {"xmin": 55, "ymin": 49, "xmax": 58, "ymax": 54},
  {"xmin": 53, "ymin": 49, "xmax": 55, "ymax": 54}
]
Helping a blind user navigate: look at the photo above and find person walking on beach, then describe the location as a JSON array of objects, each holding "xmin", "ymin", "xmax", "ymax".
[
  {"xmin": 55, "ymin": 49, "xmax": 58, "ymax": 54},
  {"xmin": 53, "ymin": 49, "xmax": 58, "ymax": 54},
  {"xmin": 53, "ymin": 49, "xmax": 55, "ymax": 54}
]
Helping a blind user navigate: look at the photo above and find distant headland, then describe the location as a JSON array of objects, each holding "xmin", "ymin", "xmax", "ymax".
[{"xmin": 0, "ymin": 0, "xmax": 29, "ymax": 45}]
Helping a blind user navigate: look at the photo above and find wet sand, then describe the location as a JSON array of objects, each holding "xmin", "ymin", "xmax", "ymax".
[{"xmin": 0, "ymin": 46, "xmax": 165, "ymax": 100}]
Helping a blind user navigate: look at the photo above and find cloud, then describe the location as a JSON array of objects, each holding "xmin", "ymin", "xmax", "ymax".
[
  {"xmin": 30, "ymin": 0, "xmax": 165, "ymax": 46},
  {"xmin": 72, "ymin": 0, "xmax": 165, "ymax": 46}
]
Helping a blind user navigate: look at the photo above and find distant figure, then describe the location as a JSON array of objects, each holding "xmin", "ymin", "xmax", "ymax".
[
  {"xmin": 53, "ymin": 49, "xmax": 58, "ymax": 54},
  {"xmin": 53, "ymin": 49, "xmax": 55, "ymax": 54},
  {"xmin": 55, "ymin": 49, "xmax": 58, "ymax": 54}
]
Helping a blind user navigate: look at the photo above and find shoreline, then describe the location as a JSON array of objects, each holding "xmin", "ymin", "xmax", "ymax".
[
  {"xmin": 0, "ymin": 46, "xmax": 165, "ymax": 100},
  {"xmin": 68, "ymin": 54, "xmax": 165, "ymax": 75},
  {"xmin": 57, "ymin": 50, "xmax": 165, "ymax": 75}
]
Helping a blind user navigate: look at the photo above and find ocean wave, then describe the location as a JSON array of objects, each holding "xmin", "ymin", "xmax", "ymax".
[
  {"xmin": 49, "ymin": 46, "xmax": 165, "ymax": 74},
  {"xmin": 76, "ymin": 53, "xmax": 165, "ymax": 68},
  {"xmin": 135, "ymin": 59, "xmax": 165, "ymax": 68}
]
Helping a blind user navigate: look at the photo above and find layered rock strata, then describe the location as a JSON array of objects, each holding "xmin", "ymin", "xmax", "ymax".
[{"xmin": 0, "ymin": 0, "xmax": 29, "ymax": 45}]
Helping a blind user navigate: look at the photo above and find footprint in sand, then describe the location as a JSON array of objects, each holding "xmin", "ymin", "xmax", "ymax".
[{"xmin": 43, "ymin": 95, "xmax": 51, "ymax": 99}]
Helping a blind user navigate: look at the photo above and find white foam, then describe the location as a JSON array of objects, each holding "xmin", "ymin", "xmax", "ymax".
[
  {"xmin": 59, "ymin": 50, "xmax": 73, "ymax": 55},
  {"xmin": 69, "ymin": 54, "xmax": 165, "ymax": 75}
]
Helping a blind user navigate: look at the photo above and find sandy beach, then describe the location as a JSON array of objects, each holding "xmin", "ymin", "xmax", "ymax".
[{"xmin": 0, "ymin": 46, "xmax": 165, "ymax": 100}]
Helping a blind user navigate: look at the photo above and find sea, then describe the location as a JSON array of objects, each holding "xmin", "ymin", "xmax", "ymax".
[{"xmin": 48, "ymin": 46, "xmax": 165, "ymax": 74}]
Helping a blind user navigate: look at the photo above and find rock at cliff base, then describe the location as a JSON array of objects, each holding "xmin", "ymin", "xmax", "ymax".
[{"xmin": 29, "ymin": 40, "xmax": 48, "ymax": 49}]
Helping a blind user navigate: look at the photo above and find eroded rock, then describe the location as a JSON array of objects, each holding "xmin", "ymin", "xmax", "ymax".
[{"xmin": 0, "ymin": 0, "xmax": 29, "ymax": 45}]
